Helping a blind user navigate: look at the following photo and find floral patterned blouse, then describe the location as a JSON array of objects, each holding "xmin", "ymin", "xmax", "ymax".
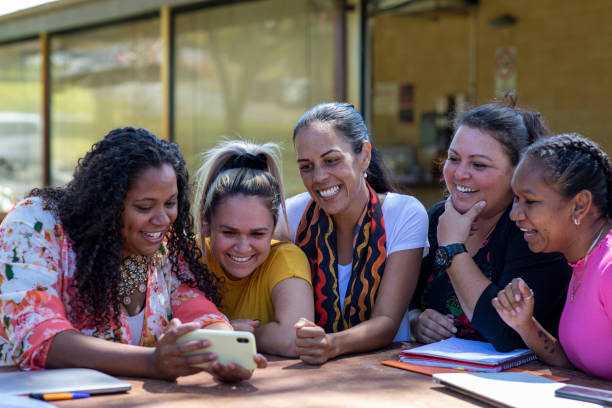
[{"xmin": 0, "ymin": 197, "xmax": 228, "ymax": 370}]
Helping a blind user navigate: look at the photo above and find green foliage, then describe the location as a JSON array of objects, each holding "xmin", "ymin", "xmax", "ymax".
[{"xmin": 0, "ymin": 81, "xmax": 41, "ymax": 112}]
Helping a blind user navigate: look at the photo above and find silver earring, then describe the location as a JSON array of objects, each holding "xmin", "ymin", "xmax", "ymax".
[
  {"xmin": 364, "ymin": 172, "xmax": 368, "ymax": 179},
  {"xmin": 573, "ymin": 217, "xmax": 580, "ymax": 226}
]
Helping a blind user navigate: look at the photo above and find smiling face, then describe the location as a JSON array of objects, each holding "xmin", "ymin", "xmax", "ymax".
[
  {"xmin": 206, "ymin": 194, "xmax": 274, "ymax": 280},
  {"xmin": 443, "ymin": 125, "xmax": 515, "ymax": 218},
  {"xmin": 294, "ymin": 121, "xmax": 370, "ymax": 217},
  {"xmin": 510, "ymin": 158, "xmax": 575, "ymax": 255},
  {"xmin": 121, "ymin": 163, "xmax": 178, "ymax": 257}
]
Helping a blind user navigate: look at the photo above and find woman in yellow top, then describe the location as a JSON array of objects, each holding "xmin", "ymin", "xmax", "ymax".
[{"xmin": 194, "ymin": 140, "xmax": 314, "ymax": 357}]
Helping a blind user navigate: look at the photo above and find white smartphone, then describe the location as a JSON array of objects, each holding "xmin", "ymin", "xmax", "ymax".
[{"xmin": 176, "ymin": 329, "xmax": 257, "ymax": 370}]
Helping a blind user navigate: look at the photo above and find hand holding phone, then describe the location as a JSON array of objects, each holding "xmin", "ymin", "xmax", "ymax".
[{"xmin": 176, "ymin": 329, "xmax": 257, "ymax": 370}]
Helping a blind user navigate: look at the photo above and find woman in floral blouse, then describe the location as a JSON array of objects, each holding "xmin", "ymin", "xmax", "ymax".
[{"xmin": 0, "ymin": 127, "xmax": 265, "ymax": 381}]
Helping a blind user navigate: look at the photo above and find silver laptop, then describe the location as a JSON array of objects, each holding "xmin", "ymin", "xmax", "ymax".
[{"xmin": 0, "ymin": 368, "xmax": 131, "ymax": 395}]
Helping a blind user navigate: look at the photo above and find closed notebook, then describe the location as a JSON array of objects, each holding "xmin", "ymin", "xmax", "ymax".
[{"xmin": 400, "ymin": 338, "xmax": 536, "ymax": 373}]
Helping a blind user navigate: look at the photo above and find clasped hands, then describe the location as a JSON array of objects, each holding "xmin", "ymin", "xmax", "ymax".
[
  {"xmin": 492, "ymin": 277, "xmax": 535, "ymax": 331},
  {"xmin": 154, "ymin": 318, "xmax": 266, "ymax": 382},
  {"xmin": 231, "ymin": 317, "xmax": 334, "ymax": 365},
  {"xmin": 293, "ymin": 317, "xmax": 337, "ymax": 365}
]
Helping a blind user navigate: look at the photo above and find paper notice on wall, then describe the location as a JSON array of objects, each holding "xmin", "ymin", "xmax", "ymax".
[
  {"xmin": 494, "ymin": 46, "xmax": 517, "ymax": 96},
  {"xmin": 373, "ymin": 82, "xmax": 398, "ymax": 115}
]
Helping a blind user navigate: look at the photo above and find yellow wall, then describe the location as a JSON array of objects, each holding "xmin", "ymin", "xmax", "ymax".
[
  {"xmin": 476, "ymin": 0, "xmax": 612, "ymax": 154},
  {"xmin": 372, "ymin": 11, "xmax": 471, "ymax": 147},
  {"xmin": 371, "ymin": 0, "xmax": 612, "ymax": 206}
]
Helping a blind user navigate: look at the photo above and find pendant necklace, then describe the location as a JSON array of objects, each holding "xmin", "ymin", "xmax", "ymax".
[{"xmin": 571, "ymin": 225, "xmax": 606, "ymax": 302}]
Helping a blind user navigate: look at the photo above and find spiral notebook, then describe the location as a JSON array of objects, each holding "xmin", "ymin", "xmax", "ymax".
[{"xmin": 400, "ymin": 338, "xmax": 536, "ymax": 373}]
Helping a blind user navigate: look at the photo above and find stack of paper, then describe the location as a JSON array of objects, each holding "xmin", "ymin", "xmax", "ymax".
[{"xmin": 400, "ymin": 338, "xmax": 536, "ymax": 372}]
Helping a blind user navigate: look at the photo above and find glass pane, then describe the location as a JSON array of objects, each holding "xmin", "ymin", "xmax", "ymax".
[
  {"xmin": 174, "ymin": 0, "xmax": 335, "ymax": 197},
  {"xmin": 50, "ymin": 18, "xmax": 161, "ymax": 185},
  {"xmin": 371, "ymin": 11, "xmax": 471, "ymax": 187},
  {"xmin": 0, "ymin": 39, "xmax": 42, "ymax": 201}
]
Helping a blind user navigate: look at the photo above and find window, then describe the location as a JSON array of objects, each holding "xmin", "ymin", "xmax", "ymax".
[
  {"xmin": 50, "ymin": 18, "xmax": 161, "ymax": 185},
  {"xmin": 0, "ymin": 39, "xmax": 42, "ymax": 200},
  {"xmin": 174, "ymin": 0, "xmax": 335, "ymax": 196}
]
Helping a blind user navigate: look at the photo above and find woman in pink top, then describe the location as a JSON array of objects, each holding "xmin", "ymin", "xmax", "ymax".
[{"xmin": 492, "ymin": 133, "xmax": 611, "ymax": 380}]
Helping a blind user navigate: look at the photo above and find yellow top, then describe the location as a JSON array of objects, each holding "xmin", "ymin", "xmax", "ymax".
[{"xmin": 205, "ymin": 239, "xmax": 312, "ymax": 325}]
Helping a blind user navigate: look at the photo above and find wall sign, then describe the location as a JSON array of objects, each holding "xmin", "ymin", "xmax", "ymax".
[
  {"xmin": 373, "ymin": 82, "xmax": 398, "ymax": 115},
  {"xmin": 494, "ymin": 46, "xmax": 517, "ymax": 96}
]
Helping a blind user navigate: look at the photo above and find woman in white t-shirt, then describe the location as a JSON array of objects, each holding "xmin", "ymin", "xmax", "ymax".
[{"xmin": 277, "ymin": 102, "xmax": 429, "ymax": 364}]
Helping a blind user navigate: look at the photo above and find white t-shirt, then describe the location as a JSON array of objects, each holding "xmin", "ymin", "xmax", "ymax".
[
  {"xmin": 126, "ymin": 309, "xmax": 145, "ymax": 346},
  {"xmin": 279, "ymin": 192, "xmax": 429, "ymax": 341}
]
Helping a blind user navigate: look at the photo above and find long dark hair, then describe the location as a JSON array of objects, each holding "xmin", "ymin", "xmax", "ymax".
[
  {"xmin": 30, "ymin": 127, "xmax": 220, "ymax": 331},
  {"xmin": 293, "ymin": 102, "xmax": 395, "ymax": 193}
]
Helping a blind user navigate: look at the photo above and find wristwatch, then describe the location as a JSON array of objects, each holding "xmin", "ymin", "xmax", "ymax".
[{"xmin": 434, "ymin": 243, "xmax": 467, "ymax": 269}]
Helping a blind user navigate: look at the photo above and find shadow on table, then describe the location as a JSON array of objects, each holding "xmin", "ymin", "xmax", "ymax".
[
  {"xmin": 143, "ymin": 378, "xmax": 259, "ymax": 396},
  {"xmin": 431, "ymin": 386, "xmax": 492, "ymax": 408},
  {"xmin": 282, "ymin": 361, "xmax": 322, "ymax": 370}
]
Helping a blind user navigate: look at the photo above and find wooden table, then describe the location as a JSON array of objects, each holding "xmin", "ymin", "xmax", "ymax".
[{"xmin": 49, "ymin": 342, "xmax": 611, "ymax": 408}]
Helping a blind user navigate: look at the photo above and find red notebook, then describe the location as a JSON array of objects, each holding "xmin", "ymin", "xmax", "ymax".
[
  {"xmin": 398, "ymin": 338, "xmax": 536, "ymax": 373},
  {"xmin": 381, "ymin": 360, "xmax": 569, "ymax": 382}
]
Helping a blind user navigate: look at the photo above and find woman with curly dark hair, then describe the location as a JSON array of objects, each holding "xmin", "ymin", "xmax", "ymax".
[{"xmin": 0, "ymin": 127, "xmax": 265, "ymax": 381}]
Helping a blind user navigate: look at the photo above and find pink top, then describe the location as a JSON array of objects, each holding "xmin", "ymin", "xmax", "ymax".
[{"xmin": 559, "ymin": 229, "xmax": 612, "ymax": 380}]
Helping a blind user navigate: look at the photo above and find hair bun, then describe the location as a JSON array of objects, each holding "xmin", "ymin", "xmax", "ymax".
[{"xmin": 229, "ymin": 152, "xmax": 267, "ymax": 171}]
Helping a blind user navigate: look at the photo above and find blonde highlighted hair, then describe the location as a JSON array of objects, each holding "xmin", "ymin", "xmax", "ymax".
[{"xmin": 193, "ymin": 139, "xmax": 288, "ymax": 239}]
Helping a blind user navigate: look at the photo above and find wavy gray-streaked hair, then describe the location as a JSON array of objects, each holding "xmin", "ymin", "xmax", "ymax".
[{"xmin": 193, "ymin": 139, "xmax": 288, "ymax": 240}]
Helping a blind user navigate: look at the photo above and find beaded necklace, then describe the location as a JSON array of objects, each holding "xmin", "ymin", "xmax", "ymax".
[{"xmin": 118, "ymin": 255, "xmax": 149, "ymax": 305}]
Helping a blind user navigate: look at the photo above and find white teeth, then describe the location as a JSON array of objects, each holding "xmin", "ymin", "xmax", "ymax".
[
  {"xmin": 319, "ymin": 186, "xmax": 340, "ymax": 198},
  {"xmin": 456, "ymin": 185, "xmax": 477, "ymax": 193},
  {"xmin": 230, "ymin": 255, "xmax": 252, "ymax": 262},
  {"xmin": 520, "ymin": 228, "xmax": 529, "ymax": 232},
  {"xmin": 143, "ymin": 231, "xmax": 163, "ymax": 239}
]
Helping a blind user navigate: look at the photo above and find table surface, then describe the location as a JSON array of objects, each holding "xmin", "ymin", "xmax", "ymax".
[{"xmin": 46, "ymin": 342, "xmax": 611, "ymax": 408}]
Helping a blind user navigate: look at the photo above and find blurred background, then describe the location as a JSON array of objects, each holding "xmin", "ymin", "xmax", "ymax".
[{"xmin": 0, "ymin": 0, "xmax": 610, "ymax": 213}]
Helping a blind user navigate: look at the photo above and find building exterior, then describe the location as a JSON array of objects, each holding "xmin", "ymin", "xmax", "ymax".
[{"xmin": 1, "ymin": 0, "xmax": 610, "ymax": 206}]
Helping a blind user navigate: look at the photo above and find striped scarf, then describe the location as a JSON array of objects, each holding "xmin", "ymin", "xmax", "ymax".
[{"xmin": 295, "ymin": 184, "xmax": 386, "ymax": 333}]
